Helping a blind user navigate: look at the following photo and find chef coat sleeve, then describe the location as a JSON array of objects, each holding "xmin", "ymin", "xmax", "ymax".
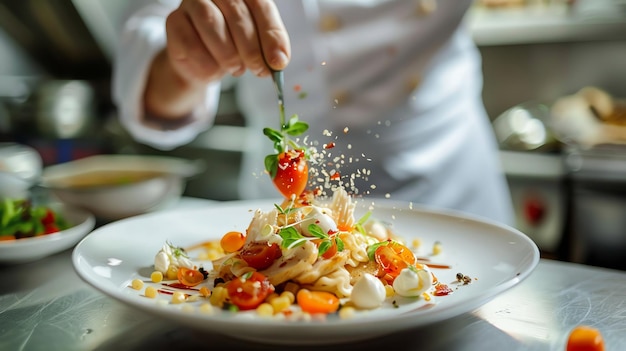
[{"xmin": 111, "ymin": 0, "xmax": 220, "ymax": 151}]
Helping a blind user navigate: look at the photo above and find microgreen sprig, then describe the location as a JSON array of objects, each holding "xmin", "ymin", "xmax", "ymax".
[
  {"xmin": 354, "ymin": 210, "xmax": 372, "ymax": 235},
  {"xmin": 167, "ymin": 241, "xmax": 188, "ymax": 258},
  {"xmin": 278, "ymin": 223, "xmax": 344, "ymax": 256}
]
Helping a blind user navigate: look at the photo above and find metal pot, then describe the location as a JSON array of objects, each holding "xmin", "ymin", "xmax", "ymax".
[
  {"xmin": 35, "ymin": 80, "xmax": 96, "ymax": 139},
  {"xmin": 0, "ymin": 142, "xmax": 43, "ymax": 199}
]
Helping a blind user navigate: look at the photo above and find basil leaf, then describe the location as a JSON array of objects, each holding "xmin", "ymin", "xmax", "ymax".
[
  {"xmin": 263, "ymin": 127, "xmax": 283, "ymax": 143},
  {"xmin": 335, "ymin": 236, "xmax": 345, "ymax": 252},
  {"xmin": 279, "ymin": 227, "xmax": 307, "ymax": 249},
  {"xmin": 318, "ymin": 240, "xmax": 331, "ymax": 256},
  {"xmin": 307, "ymin": 224, "xmax": 328, "ymax": 239},
  {"xmin": 366, "ymin": 241, "xmax": 390, "ymax": 261},
  {"xmin": 264, "ymin": 154, "xmax": 278, "ymax": 178}
]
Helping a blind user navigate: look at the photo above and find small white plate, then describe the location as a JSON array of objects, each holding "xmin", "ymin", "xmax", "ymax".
[
  {"xmin": 1, "ymin": 203, "xmax": 95, "ymax": 264},
  {"xmin": 72, "ymin": 199, "xmax": 539, "ymax": 345}
]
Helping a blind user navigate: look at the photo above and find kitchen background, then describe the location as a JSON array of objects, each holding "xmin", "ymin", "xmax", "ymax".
[{"xmin": 1, "ymin": 0, "xmax": 625, "ymax": 269}]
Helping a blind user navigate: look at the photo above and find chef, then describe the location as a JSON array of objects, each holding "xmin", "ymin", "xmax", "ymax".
[{"xmin": 112, "ymin": 0, "xmax": 515, "ymax": 226}]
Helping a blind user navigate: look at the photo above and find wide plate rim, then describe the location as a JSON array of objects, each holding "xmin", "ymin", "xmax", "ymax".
[{"xmin": 72, "ymin": 198, "xmax": 539, "ymax": 344}]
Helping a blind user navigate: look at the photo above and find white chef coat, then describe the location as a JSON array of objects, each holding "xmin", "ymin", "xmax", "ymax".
[{"xmin": 112, "ymin": 0, "xmax": 515, "ymax": 226}]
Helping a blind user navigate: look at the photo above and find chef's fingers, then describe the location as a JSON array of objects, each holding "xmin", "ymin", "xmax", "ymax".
[
  {"xmin": 165, "ymin": 6, "xmax": 226, "ymax": 83},
  {"xmin": 245, "ymin": 0, "xmax": 290, "ymax": 72},
  {"xmin": 181, "ymin": 0, "xmax": 245, "ymax": 76},
  {"xmin": 211, "ymin": 0, "xmax": 266, "ymax": 77}
]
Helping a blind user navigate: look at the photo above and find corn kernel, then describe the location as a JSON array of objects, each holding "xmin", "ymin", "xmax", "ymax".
[
  {"xmin": 256, "ymin": 303, "xmax": 274, "ymax": 317},
  {"xmin": 199, "ymin": 303, "xmax": 214, "ymax": 315},
  {"xmin": 385, "ymin": 284, "xmax": 395, "ymax": 297},
  {"xmin": 270, "ymin": 296, "xmax": 291, "ymax": 313},
  {"xmin": 172, "ymin": 291, "xmax": 186, "ymax": 304},
  {"xmin": 199, "ymin": 286, "xmax": 211, "ymax": 298},
  {"xmin": 265, "ymin": 292, "xmax": 279, "ymax": 303},
  {"xmin": 166, "ymin": 266, "xmax": 178, "ymax": 280},
  {"xmin": 432, "ymin": 241, "xmax": 442, "ymax": 255},
  {"xmin": 280, "ymin": 291, "xmax": 295, "ymax": 304},
  {"xmin": 144, "ymin": 286, "xmax": 158, "ymax": 298},
  {"xmin": 339, "ymin": 306, "xmax": 356, "ymax": 319},
  {"xmin": 209, "ymin": 286, "xmax": 227, "ymax": 307},
  {"xmin": 131, "ymin": 279, "xmax": 144, "ymax": 290},
  {"xmin": 151, "ymin": 271, "xmax": 163, "ymax": 283},
  {"xmin": 411, "ymin": 238, "xmax": 421, "ymax": 249}
]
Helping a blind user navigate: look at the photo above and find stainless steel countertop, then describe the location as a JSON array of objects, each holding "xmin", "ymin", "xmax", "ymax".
[{"xmin": 1, "ymin": 204, "xmax": 625, "ymax": 350}]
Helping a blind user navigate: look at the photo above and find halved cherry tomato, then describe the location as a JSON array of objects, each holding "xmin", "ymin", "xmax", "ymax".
[
  {"xmin": 220, "ymin": 231, "xmax": 246, "ymax": 253},
  {"xmin": 177, "ymin": 267, "xmax": 205, "ymax": 287},
  {"xmin": 296, "ymin": 289, "xmax": 340, "ymax": 314},
  {"xmin": 226, "ymin": 272, "xmax": 274, "ymax": 310},
  {"xmin": 313, "ymin": 236, "xmax": 338, "ymax": 259},
  {"xmin": 566, "ymin": 325, "xmax": 605, "ymax": 351},
  {"xmin": 240, "ymin": 242, "xmax": 282, "ymax": 270},
  {"xmin": 272, "ymin": 149, "xmax": 308, "ymax": 199},
  {"xmin": 374, "ymin": 241, "xmax": 417, "ymax": 283}
]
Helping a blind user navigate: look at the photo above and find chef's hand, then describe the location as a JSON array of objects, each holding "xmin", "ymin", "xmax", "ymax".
[{"xmin": 144, "ymin": 0, "xmax": 291, "ymax": 119}]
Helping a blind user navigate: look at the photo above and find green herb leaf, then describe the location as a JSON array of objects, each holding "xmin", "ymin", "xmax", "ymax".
[
  {"xmin": 335, "ymin": 236, "xmax": 345, "ymax": 252},
  {"xmin": 279, "ymin": 227, "xmax": 308, "ymax": 249},
  {"xmin": 354, "ymin": 211, "xmax": 372, "ymax": 235},
  {"xmin": 263, "ymin": 127, "xmax": 283, "ymax": 143},
  {"xmin": 307, "ymin": 224, "xmax": 328, "ymax": 239},
  {"xmin": 366, "ymin": 240, "xmax": 390, "ymax": 261},
  {"xmin": 264, "ymin": 154, "xmax": 278, "ymax": 178},
  {"xmin": 318, "ymin": 240, "xmax": 331, "ymax": 256}
]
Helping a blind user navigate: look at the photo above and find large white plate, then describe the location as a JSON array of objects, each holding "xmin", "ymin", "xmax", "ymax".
[
  {"xmin": 72, "ymin": 199, "xmax": 539, "ymax": 345},
  {"xmin": 0, "ymin": 203, "xmax": 95, "ymax": 264}
]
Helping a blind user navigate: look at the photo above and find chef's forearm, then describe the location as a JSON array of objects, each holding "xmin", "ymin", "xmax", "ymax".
[{"xmin": 143, "ymin": 49, "xmax": 208, "ymax": 120}]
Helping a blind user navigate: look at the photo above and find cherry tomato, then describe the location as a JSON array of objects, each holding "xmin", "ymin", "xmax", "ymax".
[
  {"xmin": 296, "ymin": 289, "xmax": 340, "ymax": 314},
  {"xmin": 240, "ymin": 242, "xmax": 282, "ymax": 270},
  {"xmin": 220, "ymin": 231, "xmax": 246, "ymax": 253},
  {"xmin": 227, "ymin": 272, "xmax": 274, "ymax": 310},
  {"xmin": 41, "ymin": 209, "xmax": 55, "ymax": 226},
  {"xmin": 44, "ymin": 224, "xmax": 59, "ymax": 235},
  {"xmin": 177, "ymin": 267, "xmax": 205, "ymax": 287},
  {"xmin": 566, "ymin": 325, "xmax": 605, "ymax": 351},
  {"xmin": 374, "ymin": 241, "xmax": 417, "ymax": 282},
  {"xmin": 272, "ymin": 149, "xmax": 308, "ymax": 199},
  {"xmin": 313, "ymin": 237, "xmax": 338, "ymax": 259}
]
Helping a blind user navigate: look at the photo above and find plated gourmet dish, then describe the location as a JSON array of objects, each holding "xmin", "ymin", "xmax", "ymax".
[
  {"xmin": 128, "ymin": 187, "xmax": 470, "ymax": 319},
  {"xmin": 124, "ymin": 111, "xmax": 473, "ymax": 319}
]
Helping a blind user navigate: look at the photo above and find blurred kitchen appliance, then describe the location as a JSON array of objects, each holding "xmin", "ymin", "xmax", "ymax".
[
  {"xmin": 35, "ymin": 80, "xmax": 96, "ymax": 139},
  {"xmin": 499, "ymin": 150, "xmax": 568, "ymax": 257},
  {"xmin": 564, "ymin": 144, "xmax": 626, "ymax": 270},
  {"xmin": 496, "ymin": 95, "xmax": 626, "ymax": 270},
  {"xmin": 0, "ymin": 0, "xmax": 110, "ymax": 80}
]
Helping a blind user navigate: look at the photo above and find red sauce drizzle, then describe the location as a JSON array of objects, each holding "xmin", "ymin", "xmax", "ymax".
[{"xmin": 162, "ymin": 283, "xmax": 200, "ymax": 291}]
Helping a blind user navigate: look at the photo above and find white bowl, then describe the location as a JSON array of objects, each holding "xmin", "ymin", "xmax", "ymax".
[
  {"xmin": 40, "ymin": 154, "xmax": 204, "ymax": 220},
  {"xmin": 0, "ymin": 203, "xmax": 95, "ymax": 264}
]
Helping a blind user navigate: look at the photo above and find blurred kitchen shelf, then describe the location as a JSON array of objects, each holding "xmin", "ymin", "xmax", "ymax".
[{"xmin": 469, "ymin": 2, "xmax": 626, "ymax": 46}]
